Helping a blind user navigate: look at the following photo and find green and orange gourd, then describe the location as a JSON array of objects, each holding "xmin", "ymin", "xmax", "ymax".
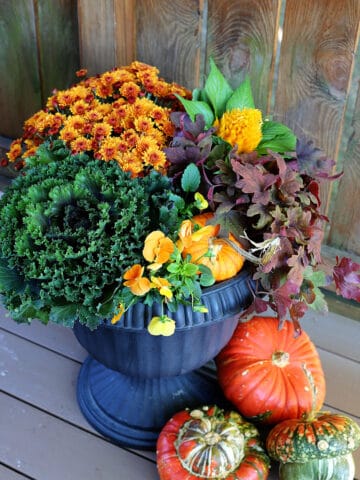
[
  {"xmin": 266, "ymin": 411, "xmax": 360, "ymax": 480},
  {"xmin": 156, "ymin": 405, "xmax": 270, "ymax": 480}
]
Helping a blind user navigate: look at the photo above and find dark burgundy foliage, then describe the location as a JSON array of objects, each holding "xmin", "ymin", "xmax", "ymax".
[
  {"xmin": 333, "ymin": 257, "xmax": 360, "ymax": 302},
  {"xmin": 165, "ymin": 113, "xmax": 359, "ymax": 323}
]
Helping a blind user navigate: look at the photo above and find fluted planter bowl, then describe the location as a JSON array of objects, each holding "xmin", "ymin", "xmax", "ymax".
[{"xmin": 73, "ymin": 269, "xmax": 254, "ymax": 449}]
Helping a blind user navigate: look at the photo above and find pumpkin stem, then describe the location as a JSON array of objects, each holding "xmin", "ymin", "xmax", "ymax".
[{"xmin": 272, "ymin": 351, "xmax": 290, "ymax": 367}]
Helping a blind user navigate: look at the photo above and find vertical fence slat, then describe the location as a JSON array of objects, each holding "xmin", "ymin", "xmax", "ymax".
[
  {"xmin": 135, "ymin": 0, "xmax": 203, "ymax": 89},
  {"xmin": 328, "ymin": 78, "xmax": 360, "ymax": 255},
  {"xmin": 114, "ymin": 0, "xmax": 136, "ymax": 66},
  {"xmin": 77, "ymin": 0, "xmax": 115, "ymax": 74},
  {"xmin": 36, "ymin": 0, "xmax": 80, "ymax": 101},
  {"xmin": 206, "ymin": 0, "xmax": 281, "ymax": 114},
  {"xmin": 274, "ymin": 0, "xmax": 360, "ymax": 215},
  {"xmin": 0, "ymin": 0, "xmax": 41, "ymax": 138}
]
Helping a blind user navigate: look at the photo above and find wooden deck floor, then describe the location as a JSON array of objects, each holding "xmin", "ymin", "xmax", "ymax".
[{"xmin": 0, "ymin": 294, "xmax": 359, "ymax": 479}]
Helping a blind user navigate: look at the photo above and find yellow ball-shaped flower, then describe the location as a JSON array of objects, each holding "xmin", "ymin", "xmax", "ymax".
[{"xmin": 214, "ymin": 108, "xmax": 262, "ymax": 154}]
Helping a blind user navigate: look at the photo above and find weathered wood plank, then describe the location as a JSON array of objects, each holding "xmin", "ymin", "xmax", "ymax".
[
  {"xmin": 36, "ymin": 0, "xmax": 80, "ymax": 100},
  {"xmin": 274, "ymin": 0, "xmax": 360, "ymax": 213},
  {"xmin": 0, "ymin": 464, "xmax": 31, "ymax": 480},
  {"xmin": 301, "ymin": 307, "xmax": 360, "ymax": 361},
  {"xmin": 328, "ymin": 71, "xmax": 360, "ymax": 255},
  {"xmin": 114, "ymin": 0, "xmax": 136, "ymax": 65},
  {"xmin": 0, "ymin": 327, "xmax": 156, "ymax": 461},
  {"xmin": 0, "ymin": 0, "xmax": 41, "ymax": 138},
  {"xmin": 319, "ymin": 348, "xmax": 360, "ymax": 418},
  {"xmin": 0, "ymin": 328, "xmax": 88, "ymax": 429},
  {"xmin": 206, "ymin": 0, "xmax": 281, "ymax": 113},
  {"xmin": 136, "ymin": 0, "xmax": 203, "ymax": 89},
  {"xmin": 0, "ymin": 393, "xmax": 157, "ymax": 480},
  {"xmin": 0, "ymin": 305, "xmax": 86, "ymax": 362},
  {"xmin": 77, "ymin": 0, "xmax": 116, "ymax": 74}
]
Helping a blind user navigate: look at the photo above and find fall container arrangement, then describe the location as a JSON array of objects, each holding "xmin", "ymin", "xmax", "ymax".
[{"xmin": 0, "ymin": 60, "xmax": 360, "ymax": 449}]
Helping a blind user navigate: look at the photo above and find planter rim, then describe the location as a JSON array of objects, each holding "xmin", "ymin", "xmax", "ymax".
[{"xmin": 75, "ymin": 267, "xmax": 253, "ymax": 333}]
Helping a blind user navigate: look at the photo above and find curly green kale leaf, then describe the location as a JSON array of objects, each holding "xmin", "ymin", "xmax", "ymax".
[{"xmin": 0, "ymin": 154, "xmax": 173, "ymax": 329}]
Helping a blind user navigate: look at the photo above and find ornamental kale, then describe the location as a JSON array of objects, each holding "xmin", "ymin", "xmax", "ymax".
[{"xmin": 0, "ymin": 150, "xmax": 186, "ymax": 329}]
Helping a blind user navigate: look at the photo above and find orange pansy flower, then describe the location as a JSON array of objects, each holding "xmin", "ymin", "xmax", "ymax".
[
  {"xmin": 143, "ymin": 231, "xmax": 175, "ymax": 268},
  {"xmin": 123, "ymin": 264, "xmax": 151, "ymax": 296}
]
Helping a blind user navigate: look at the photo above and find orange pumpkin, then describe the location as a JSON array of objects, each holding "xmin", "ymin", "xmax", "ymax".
[
  {"xmin": 216, "ymin": 316, "xmax": 326, "ymax": 424},
  {"xmin": 182, "ymin": 213, "xmax": 245, "ymax": 282}
]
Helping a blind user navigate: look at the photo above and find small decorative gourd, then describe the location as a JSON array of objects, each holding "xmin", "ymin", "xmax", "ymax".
[
  {"xmin": 156, "ymin": 405, "xmax": 270, "ymax": 479},
  {"xmin": 216, "ymin": 316, "xmax": 326, "ymax": 424},
  {"xmin": 266, "ymin": 412, "xmax": 360, "ymax": 479},
  {"xmin": 181, "ymin": 212, "xmax": 245, "ymax": 282}
]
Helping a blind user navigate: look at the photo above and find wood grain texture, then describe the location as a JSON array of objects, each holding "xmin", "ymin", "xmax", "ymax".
[
  {"xmin": 114, "ymin": 0, "xmax": 136, "ymax": 65},
  {"xmin": 0, "ymin": 0, "xmax": 41, "ymax": 138},
  {"xmin": 135, "ymin": 0, "xmax": 203, "ymax": 89},
  {"xmin": 0, "ymin": 393, "xmax": 158, "ymax": 480},
  {"xmin": 36, "ymin": 0, "xmax": 80, "ymax": 100},
  {"xmin": 0, "ymin": 465, "xmax": 28, "ymax": 480},
  {"xmin": 274, "ymin": 0, "xmax": 360, "ymax": 212},
  {"xmin": 328, "ymin": 77, "xmax": 360, "ymax": 254},
  {"xmin": 77, "ymin": 0, "xmax": 116, "ymax": 74},
  {"xmin": 206, "ymin": 0, "xmax": 281, "ymax": 113}
]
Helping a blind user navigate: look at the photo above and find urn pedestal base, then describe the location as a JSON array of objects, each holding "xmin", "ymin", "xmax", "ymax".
[
  {"xmin": 74, "ymin": 270, "xmax": 254, "ymax": 450},
  {"xmin": 77, "ymin": 356, "xmax": 226, "ymax": 449}
]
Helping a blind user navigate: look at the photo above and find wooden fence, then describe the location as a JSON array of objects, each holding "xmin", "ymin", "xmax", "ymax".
[{"xmin": 0, "ymin": 0, "xmax": 359, "ymax": 259}]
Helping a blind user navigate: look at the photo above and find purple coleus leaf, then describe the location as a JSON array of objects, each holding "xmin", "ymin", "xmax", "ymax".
[
  {"xmin": 333, "ymin": 257, "xmax": 360, "ymax": 302},
  {"xmin": 274, "ymin": 153, "xmax": 304, "ymax": 200},
  {"xmin": 296, "ymin": 138, "xmax": 343, "ymax": 180},
  {"xmin": 271, "ymin": 279, "xmax": 301, "ymax": 319},
  {"xmin": 231, "ymin": 160, "xmax": 277, "ymax": 205}
]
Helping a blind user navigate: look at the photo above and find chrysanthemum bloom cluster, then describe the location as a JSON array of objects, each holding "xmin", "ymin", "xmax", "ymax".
[
  {"xmin": 7, "ymin": 61, "xmax": 191, "ymax": 176},
  {"xmin": 214, "ymin": 107, "xmax": 263, "ymax": 153}
]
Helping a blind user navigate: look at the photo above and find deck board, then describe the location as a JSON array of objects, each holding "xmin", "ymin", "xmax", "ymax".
[
  {"xmin": 0, "ymin": 464, "xmax": 30, "ymax": 480},
  {"xmin": 0, "ymin": 393, "xmax": 158, "ymax": 480},
  {"xmin": 0, "ymin": 299, "xmax": 359, "ymax": 479}
]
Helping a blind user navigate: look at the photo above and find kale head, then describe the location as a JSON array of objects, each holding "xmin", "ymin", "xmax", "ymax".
[{"xmin": 0, "ymin": 152, "xmax": 179, "ymax": 329}]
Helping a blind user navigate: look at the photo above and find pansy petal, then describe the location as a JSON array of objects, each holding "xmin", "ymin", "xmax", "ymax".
[
  {"xmin": 123, "ymin": 264, "xmax": 144, "ymax": 280},
  {"xmin": 148, "ymin": 316, "xmax": 176, "ymax": 336}
]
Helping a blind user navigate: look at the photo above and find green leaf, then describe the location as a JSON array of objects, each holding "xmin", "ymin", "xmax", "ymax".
[
  {"xmin": 257, "ymin": 120, "xmax": 297, "ymax": 154},
  {"xmin": 11, "ymin": 300, "xmax": 49, "ymax": 324},
  {"xmin": 0, "ymin": 258, "xmax": 24, "ymax": 292},
  {"xmin": 204, "ymin": 58, "xmax": 233, "ymax": 118},
  {"xmin": 183, "ymin": 263, "xmax": 199, "ymax": 276},
  {"xmin": 226, "ymin": 75, "xmax": 255, "ymax": 111},
  {"xmin": 175, "ymin": 95, "xmax": 214, "ymax": 128},
  {"xmin": 303, "ymin": 267, "xmax": 328, "ymax": 313},
  {"xmin": 49, "ymin": 304, "xmax": 80, "ymax": 327},
  {"xmin": 167, "ymin": 263, "xmax": 181, "ymax": 274},
  {"xmin": 181, "ymin": 163, "xmax": 201, "ymax": 192},
  {"xmin": 198, "ymin": 265, "xmax": 215, "ymax": 287},
  {"xmin": 307, "ymin": 287, "xmax": 328, "ymax": 313}
]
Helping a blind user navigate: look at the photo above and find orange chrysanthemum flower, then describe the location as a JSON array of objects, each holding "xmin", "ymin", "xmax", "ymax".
[
  {"xmin": 71, "ymin": 136, "xmax": 92, "ymax": 154},
  {"xmin": 92, "ymin": 122, "xmax": 112, "ymax": 141},
  {"xmin": 6, "ymin": 60, "xmax": 191, "ymax": 174},
  {"xmin": 59, "ymin": 125, "xmax": 78, "ymax": 143},
  {"xmin": 7, "ymin": 140, "xmax": 22, "ymax": 162},
  {"xmin": 143, "ymin": 148, "xmax": 167, "ymax": 171},
  {"xmin": 70, "ymin": 100, "xmax": 90, "ymax": 116},
  {"xmin": 215, "ymin": 108, "xmax": 263, "ymax": 153},
  {"xmin": 98, "ymin": 137, "xmax": 122, "ymax": 161}
]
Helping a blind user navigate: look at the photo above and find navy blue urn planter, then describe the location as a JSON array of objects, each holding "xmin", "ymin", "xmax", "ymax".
[{"xmin": 73, "ymin": 269, "xmax": 254, "ymax": 449}]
